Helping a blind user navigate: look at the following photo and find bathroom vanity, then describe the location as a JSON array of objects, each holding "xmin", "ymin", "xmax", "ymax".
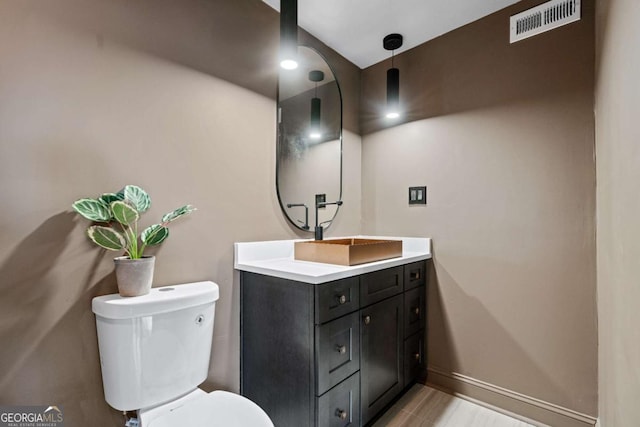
[{"xmin": 235, "ymin": 237, "xmax": 431, "ymax": 427}]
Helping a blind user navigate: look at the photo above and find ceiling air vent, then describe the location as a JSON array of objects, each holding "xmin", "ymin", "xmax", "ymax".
[{"xmin": 510, "ymin": 0, "xmax": 581, "ymax": 43}]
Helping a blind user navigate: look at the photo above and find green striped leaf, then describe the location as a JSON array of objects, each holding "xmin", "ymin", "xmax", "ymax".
[
  {"xmin": 111, "ymin": 201, "xmax": 139, "ymax": 226},
  {"xmin": 97, "ymin": 193, "xmax": 124, "ymax": 220},
  {"xmin": 99, "ymin": 192, "xmax": 124, "ymax": 206},
  {"xmin": 124, "ymin": 185, "xmax": 151, "ymax": 213},
  {"xmin": 72, "ymin": 198, "xmax": 111, "ymax": 222},
  {"xmin": 141, "ymin": 224, "xmax": 169, "ymax": 246},
  {"xmin": 161, "ymin": 205, "xmax": 196, "ymax": 223},
  {"xmin": 87, "ymin": 226, "xmax": 126, "ymax": 251}
]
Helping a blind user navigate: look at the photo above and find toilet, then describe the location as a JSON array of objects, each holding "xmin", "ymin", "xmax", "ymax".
[{"xmin": 92, "ymin": 281, "xmax": 273, "ymax": 427}]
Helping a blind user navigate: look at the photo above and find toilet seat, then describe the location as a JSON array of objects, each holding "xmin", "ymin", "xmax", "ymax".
[{"xmin": 146, "ymin": 391, "xmax": 273, "ymax": 427}]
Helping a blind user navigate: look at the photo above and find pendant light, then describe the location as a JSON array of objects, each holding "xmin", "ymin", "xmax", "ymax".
[
  {"xmin": 309, "ymin": 70, "xmax": 324, "ymax": 140},
  {"xmin": 383, "ymin": 33, "xmax": 403, "ymax": 119},
  {"xmin": 280, "ymin": 0, "xmax": 298, "ymax": 70}
]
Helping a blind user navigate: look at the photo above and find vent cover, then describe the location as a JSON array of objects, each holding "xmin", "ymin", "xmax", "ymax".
[{"xmin": 510, "ymin": 0, "xmax": 581, "ymax": 43}]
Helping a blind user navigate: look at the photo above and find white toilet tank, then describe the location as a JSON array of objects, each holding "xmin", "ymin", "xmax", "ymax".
[{"xmin": 92, "ymin": 281, "xmax": 219, "ymax": 411}]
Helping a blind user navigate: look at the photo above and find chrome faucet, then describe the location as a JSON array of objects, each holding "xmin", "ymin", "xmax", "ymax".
[
  {"xmin": 286, "ymin": 203, "xmax": 310, "ymax": 230},
  {"xmin": 315, "ymin": 200, "xmax": 343, "ymax": 240}
]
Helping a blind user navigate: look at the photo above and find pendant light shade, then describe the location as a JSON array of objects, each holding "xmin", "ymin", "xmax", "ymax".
[
  {"xmin": 383, "ymin": 33, "xmax": 403, "ymax": 119},
  {"xmin": 386, "ymin": 67, "xmax": 399, "ymax": 118},
  {"xmin": 280, "ymin": 0, "xmax": 298, "ymax": 70},
  {"xmin": 309, "ymin": 70, "xmax": 324, "ymax": 140},
  {"xmin": 310, "ymin": 97, "xmax": 321, "ymax": 138}
]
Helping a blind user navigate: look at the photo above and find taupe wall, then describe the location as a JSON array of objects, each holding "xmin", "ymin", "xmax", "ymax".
[
  {"xmin": 0, "ymin": 1, "xmax": 361, "ymax": 425},
  {"xmin": 361, "ymin": 0, "xmax": 597, "ymax": 420},
  {"xmin": 595, "ymin": 0, "xmax": 640, "ymax": 425}
]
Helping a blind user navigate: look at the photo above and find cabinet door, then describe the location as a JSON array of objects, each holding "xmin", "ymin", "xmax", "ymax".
[
  {"xmin": 404, "ymin": 261, "xmax": 426, "ymax": 290},
  {"xmin": 404, "ymin": 286, "xmax": 425, "ymax": 339},
  {"xmin": 360, "ymin": 294, "xmax": 403, "ymax": 425},
  {"xmin": 315, "ymin": 276, "xmax": 360, "ymax": 324},
  {"xmin": 360, "ymin": 266, "xmax": 404, "ymax": 307},
  {"xmin": 317, "ymin": 372, "xmax": 360, "ymax": 427},
  {"xmin": 403, "ymin": 331, "xmax": 424, "ymax": 388},
  {"xmin": 316, "ymin": 311, "xmax": 360, "ymax": 395}
]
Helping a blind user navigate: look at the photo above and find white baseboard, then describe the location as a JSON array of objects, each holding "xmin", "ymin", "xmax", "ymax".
[{"xmin": 427, "ymin": 367, "xmax": 597, "ymax": 427}]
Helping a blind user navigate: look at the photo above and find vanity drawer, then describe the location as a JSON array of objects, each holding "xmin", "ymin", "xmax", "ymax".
[
  {"xmin": 315, "ymin": 277, "xmax": 360, "ymax": 324},
  {"xmin": 317, "ymin": 372, "xmax": 360, "ymax": 427},
  {"xmin": 403, "ymin": 331, "xmax": 425, "ymax": 388},
  {"xmin": 404, "ymin": 261, "xmax": 426, "ymax": 290},
  {"xmin": 316, "ymin": 311, "xmax": 360, "ymax": 395},
  {"xmin": 360, "ymin": 266, "xmax": 404, "ymax": 307},
  {"xmin": 404, "ymin": 286, "xmax": 426, "ymax": 338}
]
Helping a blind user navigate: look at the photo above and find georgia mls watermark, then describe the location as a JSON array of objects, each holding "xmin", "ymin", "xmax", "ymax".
[{"xmin": 0, "ymin": 406, "xmax": 63, "ymax": 427}]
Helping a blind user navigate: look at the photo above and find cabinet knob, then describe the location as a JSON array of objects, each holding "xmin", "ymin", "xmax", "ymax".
[
  {"xmin": 414, "ymin": 307, "xmax": 420, "ymax": 316},
  {"xmin": 337, "ymin": 294, "xmax": 347, "ymax": 305},
  {"xmin": 335, "ymin": 409, "xmax": 348, "ymax": 420},
  {"xmin": 363, "ymin": 315, "xmax": 371, "ymax": 325},
  {"xmin": 414, "ymin": 353, "xmax": 420, "ymax": 361},
  {"xmin": 336, "ymin": 345, "xmax": 347, "ymax": 354}
]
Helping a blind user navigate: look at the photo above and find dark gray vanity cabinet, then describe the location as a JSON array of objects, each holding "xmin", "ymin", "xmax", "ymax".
[{"xmin": 240, "ymin": 260, "xmax": 427, "ymax": 427}]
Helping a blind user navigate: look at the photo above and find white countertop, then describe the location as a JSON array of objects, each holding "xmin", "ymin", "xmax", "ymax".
[{"xmin": 234, "ymin": 236, "xmax": 431, "ymax": 284}]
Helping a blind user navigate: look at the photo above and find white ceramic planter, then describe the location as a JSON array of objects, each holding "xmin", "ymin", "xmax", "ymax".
[{"xmin": 114, "ymin": 256, "xmax": 155, "ymax": 297}]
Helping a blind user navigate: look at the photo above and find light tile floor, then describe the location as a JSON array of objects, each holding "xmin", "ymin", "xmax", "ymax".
[{"xmin": 372, "ymin": 384, "xmax": 535, "ymax": 427}]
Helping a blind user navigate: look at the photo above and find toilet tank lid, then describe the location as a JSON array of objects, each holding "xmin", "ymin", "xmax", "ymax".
[{"xmin": 92, "ymin": 281, "xmax": 219, "ymax": 320}]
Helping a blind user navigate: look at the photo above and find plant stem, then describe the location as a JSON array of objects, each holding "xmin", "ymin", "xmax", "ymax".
[
  {"xmin": 118, "ymin": 221, "xmax": 133, "ymax": 258},
  {"xmin": 130, "ymin": 226, "xmax": 138, "ymax": 259},
  {"xmin": 134, "ymin": 222, "xmax": 139, "ymax": 258}
]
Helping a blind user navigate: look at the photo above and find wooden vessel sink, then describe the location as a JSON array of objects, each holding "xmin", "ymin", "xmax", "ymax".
[{"xmin": 294, "ymin": 238, "xmax": 403, "ymax": 266}]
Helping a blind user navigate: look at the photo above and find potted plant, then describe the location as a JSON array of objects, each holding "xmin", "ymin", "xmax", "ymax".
[{"xmin": 72, "ymin": 185, "xmax": 195, "ymax": 297}]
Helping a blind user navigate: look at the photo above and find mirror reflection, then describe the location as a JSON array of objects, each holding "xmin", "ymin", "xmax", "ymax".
[{"xmin": 276, "ymin": 46, "xmax": 342, "ymax": 234}]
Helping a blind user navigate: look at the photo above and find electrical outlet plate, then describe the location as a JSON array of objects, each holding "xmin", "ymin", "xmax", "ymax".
[{"xmin": 409, "ymin": 186, "xmax": 427, "ymax": 205}]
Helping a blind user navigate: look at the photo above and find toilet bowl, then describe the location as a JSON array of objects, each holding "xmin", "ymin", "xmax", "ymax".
[
  {"xmin": 138, "ymin": 389, "xmax": 273, "ymax": 427},
  {"xmin": 92, "ymin": 281, "xmax": 273, "ymax": 427}
]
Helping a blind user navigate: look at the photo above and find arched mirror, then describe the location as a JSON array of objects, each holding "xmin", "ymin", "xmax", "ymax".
[{"xmin": 276, "ymin": 46, "xmax": 342, "ymax": 234}]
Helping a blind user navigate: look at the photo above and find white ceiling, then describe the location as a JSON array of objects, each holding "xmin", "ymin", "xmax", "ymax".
[{"xmin": 263, "ymin": 0, "xmax": 523, "ymax": 69}]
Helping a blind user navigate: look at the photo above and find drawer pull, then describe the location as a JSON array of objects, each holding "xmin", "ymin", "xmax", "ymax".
[
  {"xmin": 414, "ymin": 307, "xmax": 420, "ymax": 316},
  {"xmin": 363, "ymin": 315, "xmax": 371, "ymax": 325},
  {"xmin": 335, "ymin": 409, "xmax": 348, "ymax": 420},
  {"xmin": 410, "ymin": 270, "xmax": 421, "ymax": 280},
  {"xmin": 336, "ymin": 345, "xmax": 347, "ymax": 354},
  {"xmin": 414, "ymin": 353, "xmax": 420, "ymax": 361},
  {"xmin": 337, "ymin": 294, "xmax": 347, "ymax": 305}
]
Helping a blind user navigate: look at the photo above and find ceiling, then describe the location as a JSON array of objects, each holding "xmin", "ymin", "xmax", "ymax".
[{"xmin": 263, "ymin": 0, "xmax": 523, "ymax": 69}]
